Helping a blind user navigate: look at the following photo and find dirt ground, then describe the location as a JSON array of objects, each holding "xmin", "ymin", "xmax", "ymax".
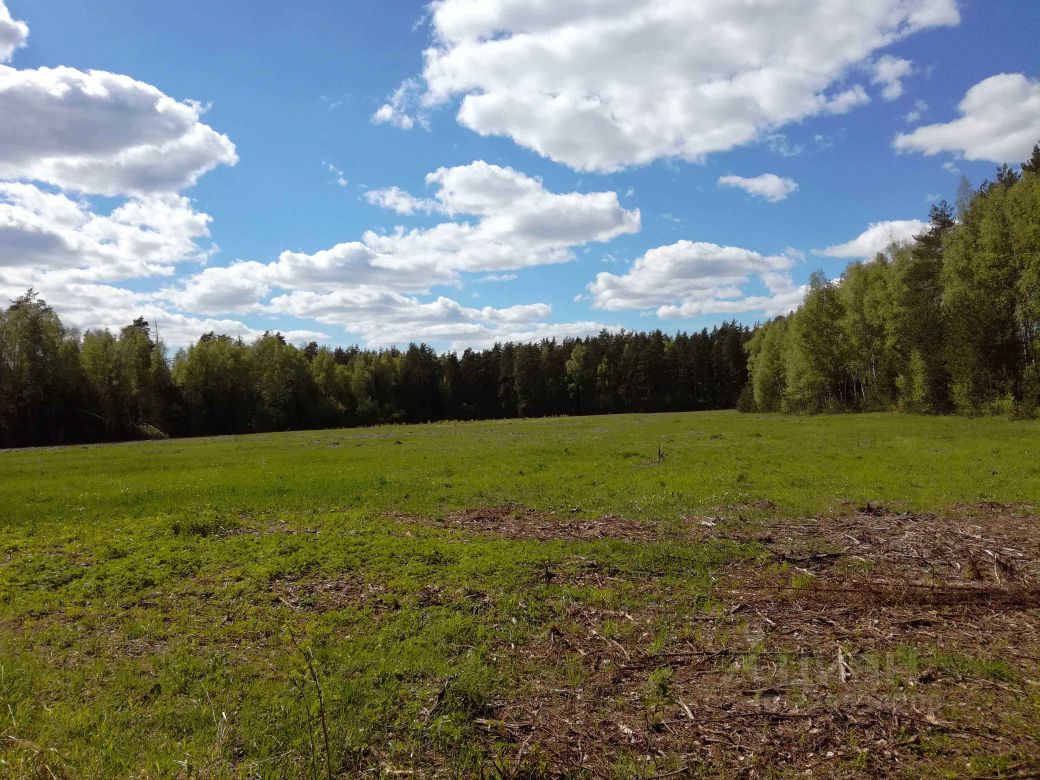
[
  {"xmin": 414, "ymin": 503, "xmax": 1040, "ymax": 778},
  {"xmin": 419, "ymin": 505, "xmax": 668, "ymax": 543}
]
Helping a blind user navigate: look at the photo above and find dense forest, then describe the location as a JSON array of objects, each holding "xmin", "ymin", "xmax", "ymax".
[
  {"xmin": 744, "ymin": 146, "xmax": 1040, "ymax": 416},
  {"xmin": 0, "ymin": 296, "xmax": 750, "ymax": 447}
]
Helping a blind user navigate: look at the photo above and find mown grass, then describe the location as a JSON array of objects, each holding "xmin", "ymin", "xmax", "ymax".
[{"xmin": 1, "ymin": 411, "xmax": 1038, "ymax": 777}]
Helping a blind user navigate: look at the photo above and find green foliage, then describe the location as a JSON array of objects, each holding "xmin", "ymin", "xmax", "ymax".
[
  {"xmin": 0, "ymin": 290, "xmax": 89, "ymax": 445},
  {"xmin": 745, "ymin": 150, "xmax": 1040, "ymax": 416},
  {"xmin": 564, "ymin": 341, "xmax": 589, "ymax": 413},
  {"xmin": 896, "ymin": 350, "xmax": 930, "ymax": 412},
  {"xmin": 942, "ymin": 182, "xmax": 1021, "ymax": 411},
  {"xmin": 745, "ymin": 316, "xmax": 788, "ymax": 412},
  {"xmin": 0, "ymin": 296, "xmax": 753, "ymax": 447},
  {"xmin": 839, "ymin": 256, "xmax": 899, "ymax": 408},
  {"xmin": 784, "ymin": 272, "xmax": 850, "ymax": 411}
]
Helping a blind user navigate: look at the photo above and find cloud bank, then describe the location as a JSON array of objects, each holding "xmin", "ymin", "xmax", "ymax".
[{"xmin": 163, "ymin": 161, "xmax": 640, "ymax": 347}]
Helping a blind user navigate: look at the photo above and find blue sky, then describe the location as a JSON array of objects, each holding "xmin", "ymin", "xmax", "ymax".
[{"xmin": 1, "ymin": 0, "xmax": 1039, "ymax": 348}]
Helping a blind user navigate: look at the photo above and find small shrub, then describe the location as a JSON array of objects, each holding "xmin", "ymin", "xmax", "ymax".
[
  {"xmin": 980, "ymin": 393, "xmax": 1017, "ymax": 419},
  {"xmin": 736, "ymin": 384, "xmax": 757, "ymax": 413}
]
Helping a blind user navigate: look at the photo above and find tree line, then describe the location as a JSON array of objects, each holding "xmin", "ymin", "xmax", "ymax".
[
  {"xmin": 0, "ymin": 295, "xmax": 750, "ymax": 447},
  {"xmin": 8, "ymin": 145, "xmax": 1035, "ymax": 447},
  {"xmin": 743, "ymin": 144, "xmax": 1040, "ymax": 416}
]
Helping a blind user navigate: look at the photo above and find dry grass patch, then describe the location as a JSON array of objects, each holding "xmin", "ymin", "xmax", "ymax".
[
  {"xmin": 396, "ymin": 505, "xmax": 667, "ymax": 542},
  {"xmin": 478, "ymin": 505, "xmax": 1040, "ymax": 778}
]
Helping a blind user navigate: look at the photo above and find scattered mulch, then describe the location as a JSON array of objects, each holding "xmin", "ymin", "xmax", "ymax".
[
  {"xmin": 476, "ymin": 504, "xmax": 1040, "ymax": 778},
  {"xmin": 273, "ymin": 577, "xmax": 388, "ymax": 614},
  {"xmin": 754, "ymin": 505, "xmax": 1040, "ymax": 585},
  {"xmin": 414, "ymin": 583, "xmax": 494, "ymax": 611},
  {"xmin": 532, "ymin": 556, "xmax": 630, "ymax": 589},
  {"xmin": 397, "ymin": 505, "xmax": 664, "ymax": 542}
]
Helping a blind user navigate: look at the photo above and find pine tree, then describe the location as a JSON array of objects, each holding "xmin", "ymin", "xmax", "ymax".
[{"xmin": 1022, "ymin": 143, "xmax": 1040, "ymax": 175}]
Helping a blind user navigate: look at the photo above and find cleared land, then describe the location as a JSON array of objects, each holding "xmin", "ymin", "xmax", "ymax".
[{"xmin": 1, "ymin": 411, "xmax": 1039, "ymax": 778}]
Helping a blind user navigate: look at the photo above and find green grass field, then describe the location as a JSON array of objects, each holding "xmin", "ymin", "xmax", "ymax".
[{"xmin": 2, "ymin": 411, "xmax": 1039, "ymax": 778}]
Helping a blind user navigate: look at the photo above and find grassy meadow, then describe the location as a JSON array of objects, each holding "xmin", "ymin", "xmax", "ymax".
[{"xmin": 2, "ymin": 411, "xmax": 1039, "ymax": 778}]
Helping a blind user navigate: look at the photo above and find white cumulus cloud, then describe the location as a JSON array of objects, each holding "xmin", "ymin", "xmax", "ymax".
[
  {"xmin": 588, "ymin": 240, "xmax": 805, "ymax": 318},
  {"xmin": 390, "ymin": 0, "xmax": 959, "ymax": 171},
  {"xmin": 894, "ymin": 74, "xmax": 1040, "ymax": 163},
  {"xmin": 815, "ymin": 219, "xmax": 928, "ymax": 258},
  {"xmin": 717, "ymin": 173, "xmax": 798, "ymax": 202},
  {"xmin": 871, "ymin": 55, "xmax": 914, "ymax": 101},
  {"xmin": 0, "ymin": 65, "xmax": 238, "ymax": 196},
  {"xmin": 194, "ymin": 160, "xmax": 638, "ymax": 300},
  {"xmin": 0, "ymin": 0, "xmax": 27, "ymax": 62},
  {"xmin": 364, "ymin": 185, "xmax": 435, "ymax": 215},
  {"xmin": 904, "ymin": 99, "xmax": 928, "ymax": 124},
  {"xmin": 267, "ymin": 288, "xmax": 575, "ymax": 349},
  {"xmin": 266, "ymin": 286, "xmax": 618, "ymax": 350},
  {"xmin": 0, "ymin": 183, "xmax": 215, "ymax": 283}
]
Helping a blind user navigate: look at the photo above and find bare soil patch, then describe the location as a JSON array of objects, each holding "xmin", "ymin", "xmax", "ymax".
[
  {"xmin": 479, "ymin": 504, "xmax": 1040, "ymax": 778},
  {"xmin": 399, "ymin": 505, "xmax": 665, "ymax": 542}
]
